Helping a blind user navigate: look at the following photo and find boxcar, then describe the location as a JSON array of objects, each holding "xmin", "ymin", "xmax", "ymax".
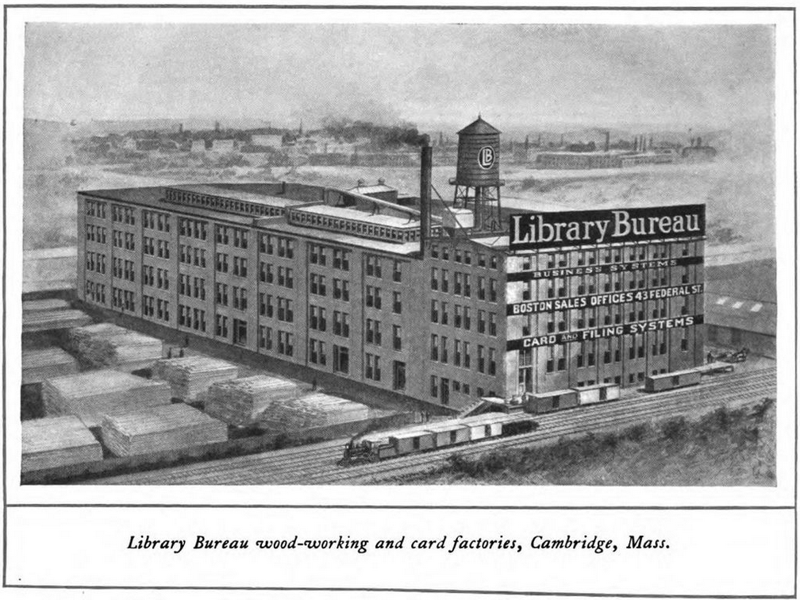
[
  {"xmin": 390, "ymin": 428, "xmax": 436, "ymax": 454},
  {"xmin": 645, "ymin": 369, "xmax": 702, "ymax": 393},
  {"xmin": 574, "ymin": 383, "xmax": 620, "ymax": 405},
  {"xmin": 525, "ymin": 389, "xmax": 579, "ymax": 415},
  {"xmin": 424, "ymin": 421, "xmax": 471, "ymax": 449},
  {"xmin": 459, "ymin": 414, "xmax": 506, "ymax": 441}
]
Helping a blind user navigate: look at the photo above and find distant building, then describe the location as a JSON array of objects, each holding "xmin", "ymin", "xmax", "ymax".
[
  {"xmin": 135, "ymin": 139, "xmax": 160, "ymax": 152},
  {"xmin": 348, "ymin": 179, "xmax": 399, "ymax": 203},
  {"xmin": 535, "ymin": 151, "xmax": 676, "ymax": 170},
  {"xmin": 191, "ymin": 140, "xmax": 207, "ymax": 153},
  {"xmin": 211, "ymin": 139, "xmax": 237, "ymax": 153},
  {"xmin": 251, "ymin": 134, "xmax": 283, "ymax": 148}
]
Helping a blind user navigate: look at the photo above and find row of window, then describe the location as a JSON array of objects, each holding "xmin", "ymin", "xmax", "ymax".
[
  {"xmin": 526, "ymin": 269, "xmax": 693, "ymax": 300},
  {"xmin": 143, "ymin": 209, "xmax": 171, "ymax": 233},
  {"xmin": 143, "ymin": 236, "xmax": 170, "ymax": 259},
  {"xmin": 85, "ymin": 281, "xmax": 106, "ymax": 304},
  {"xmin": 521, "ymin": 300, "xmax": 692, "ymax": 336},
  {"xmin": 429, "ymin": 244, "xmax": 500, "ymax": 270},
  {"xmin": 431, "ymin": 269, "xmax": 498, "ymax": 302},
  {"xmin": 112, "ymin": 258, "xmax": 136, "ymax": 282},
  {"xmin": 217, "ymin": 254, "xmax": 249, "ymax": 277},
  {"xmin": 258, "ymin": 262, "xmax": 293, "ymax": 287},
  {"xmin": 258, "ymin": 294, "xmax": 295, "ymax": 323},
  {"xmin": 429, "ymin": 374, "xmax": 495, "ymax": 403},
  {"xmin": 178, "ymin": 305, "xmax": 207, "ymax": 332},
  {"xmin": 309, "ymin": 274, "xmax": 350, "ymax": 301},
  {"xmin": 215, "ymin": 284, "xmax": 249, "ymax": 311},
  {"xmin": 261, "ymin": 234, "xmax": 295, "ymax": 258},
  {"xmin": 112, "ymin": 231, "xmax": 136, "ymax": 251},
  {"xmin": 217, "ymin": 225, "xmax": 249, "ymax": 248},
  {"xmin": 365, "ymin": 286, "xmax": 403, "ymax": 314},
  {"xmin": 364, "ymin": 319, "xmax": 403, "ymax": 351},
  {"xmin": 308, "ymin": 243, "xmax": 351, "ymax": 271},
  {"xmin": 85, "ymin": 199, "xmax": 107, "ymax": 219},
  {"xmin": 85, "ymin": 225, "xmax": 107, "ymax": 244},
  {"xmin": 142, "ymin": 296, "xmax": 170, "ymax": 322},
  {"xmin": 85, "ymin": 252, "xmax": 106, "ymax": 275},
  {"xmin": 141, "ymin": 266, "xmax": 170, "ymax": 290},
  {"xmin": 111, "ymin": 287, "xmax": 136, "ymax": 312},
  {"xmin": 519, "ymin": 243, "xmax": 695, "ymax": 272},
  {"xmin": 179, "ymin": 244, "xmax": 207, "ymax": 268},
  {"xmin": 364, "ymin": 255, "xmax": 403, "ymax": 282},
  {"xmin": 111, "ymin": 205, "xmax": 136, "ymax": 226},
  {"xmin": 430, "ymin": 301, "xmax": 497, "ymax": 336},
  {"xmin": 430, "ymin": 335, "xmax": 497, "ymax": 375},
  {"xmin": 179, "ymin": 218, "xmax": 208, "ymax": 241},
  {"xmin": 178, "ymin": 274, "xmax": 205, "ymax": 299},
  {"xmin": 258, "ymin": 326, "xmax": 296, "ymax": 358}
]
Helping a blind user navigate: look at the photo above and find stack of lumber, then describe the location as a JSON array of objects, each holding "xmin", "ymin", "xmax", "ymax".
[
  {"xmin": 42, "ymin": 369, "xmax": 172, "ymax": 427},
  {"xmin": 153, "ymin": 356, "xmax": 239, "ymax": 402},
  {"xmin": 204, "ymin": 375, "xmax": 301, "ymax": 426},
  {"xmin": 101, "ymin": 404, "xmax": 228, "ymax": 457},
  {"xmin": 66, "ymin": 323, "xmax": 163, "ymax": 371},
  {"xmin": 22, "ymin": 415, "xmax": 103, "ymax": 472},
  {"xmin": 23, "ymin": 298, "xmax": 72, "ymax": 312},
  {"xmin": 23, "ymin": 309, "xmax": 93, "ymax": 333},
  {"xmin": 258, "ymin": 393, "xmax": 370, "ymax": 432},
  {"xmin": 22, "ymin": 347, "xmax": 79, "ymax": 385}
]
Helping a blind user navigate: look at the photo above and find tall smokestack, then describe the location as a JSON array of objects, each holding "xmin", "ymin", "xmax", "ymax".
[{"xmin": 420, "ymin": 134, "xmax": 432, "ymax": 256}]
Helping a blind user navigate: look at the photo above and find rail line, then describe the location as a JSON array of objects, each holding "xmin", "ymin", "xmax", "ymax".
[{"xmin": 95, "ymin": 367, "xmax": 776, "ymax": 486}]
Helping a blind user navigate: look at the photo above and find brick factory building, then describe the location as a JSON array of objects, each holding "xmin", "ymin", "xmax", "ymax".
[{"xmin": 77, "ymin": 118, "xmax": 706, "ymax": 410}]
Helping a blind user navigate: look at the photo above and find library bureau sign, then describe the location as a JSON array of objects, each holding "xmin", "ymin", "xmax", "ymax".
[
  {"xmin": 506, "ymin": 314, "xmax": 705, "ymax": 351},
  {"xmin": 508, "ymin": 204, "xmax": 706, "ymax": 251}
]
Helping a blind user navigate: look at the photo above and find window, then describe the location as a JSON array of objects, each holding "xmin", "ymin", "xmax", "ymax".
[
  {"xmin": 215, "ymin": 314, "xmax": 229, "ymax": 338},
  {"xmin": 232, "ymin": 286, "xmax": 248, "ymax": 311},
  {"xmin": 430, "ymin": 334, "xmax": 439, "ymax": 361},
  {"xmin": 365, "ymin": 354, "xmax": 381, "ymax": 381},
  {"xmin": 277, "ymin": 298, "xmax": 294, "ymax": 323},
  {"xmin": 333, "ymin": 345, "xmax": 349, "ymax": 373},
  {"xmin": 309, "ymin": 243, "xmax": 327, "ymax": 265},
  {"xmin": 392, "ymin": 325, "xmax": 402, "ymax": 351},
  {"xmin": 366, "ymin": 255, "xmax": 382, "ymax": 278},
  {"xmin": 309, "ymin": 339, "xmax": 326, "ymax": 365},
  {"xmin": 333, "ymin": 278, "xmax": 350, "ymax": 301},
  {"xmin": 310, "ymin": 274, "xmax": 327, "ymax": 296},
  {"xmin": 310, "ymin": 306, "xmax": 327, "ymax": 332},
  {"xmin": 478, "ymin": 346, "xmax": 485, "ymax": 373},
  {"xmin": 430, "ymin": 300, "xmax": 439, "ymax": 323},
  {"xmin": 277, "ymin": 266, "xmax": 294, "ymax": 289},
  {"xmin": 430, "ymin": 268, "xmax": 439, "ymax": 291},
  {"xmin": 233, "ymin": 319, "xmax": 248, "ymax": 346},
  {"xmin": 333, "ymin": 311, "xmax": 350, "ymax": 337},
  {"xmin": 478, "ymin": 310, "xmax": 486, "ymax": 334},
  {"xmin": 333, "ymin": 249, "xmax": 350, "ymax": 271},
  {"xmin": 216, "ymin": 253, "xmax": 229, "ymax": 273},
  {"xmin": 392, "ymin": 291, "xmax": 402, "ymax": 314},
  {"xmin": 393, "ymin": 361, "xmax": 406, "ymax": 391},
  {"xmin": 393, "ymin": 261, "xmax": 402, "ymax": 282},
  {"xmin": 366, "ymin": 319, "xmax": 382, "ymax": 345},
  {"xmin": 441, "ymin": 269, "xmax": 450, "ymax": 293},
  {"xmin": 489, "ymin": 279, "xmax": 498, "ymax": 302},
  {"xmin": 215, "ymin": 283, "xmax": 228, "ymax": 306},
  {"xmin": 277, "ymin": 331, "xmax": 294, "ymax": 357},
  {"xmin": 233, "ymin": 257, "xmax": 248, "ymax": 278},
  {"xmin": 366, "ymin": 286, "xmax": 382, "ymax": 309}
]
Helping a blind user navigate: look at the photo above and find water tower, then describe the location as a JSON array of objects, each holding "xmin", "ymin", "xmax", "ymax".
[{"xmin": 449, "ymin": 116, "xmax": 505, "ymax": 232}]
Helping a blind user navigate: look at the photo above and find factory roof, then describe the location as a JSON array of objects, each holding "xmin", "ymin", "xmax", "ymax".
[
  {"xmin": 291, "ymin": 204, "xmax": 419, "ymax": 229},
  {"xmin": 348, "ymin": 183, "xmax": 397, "ymax": 195},
  {"xmin": 458, "ymin": 116, "xmax": 501, "ymax": 135},
  {"xmin": 168, "ymin": 184, "xmax": 305, "ymax": 208}
]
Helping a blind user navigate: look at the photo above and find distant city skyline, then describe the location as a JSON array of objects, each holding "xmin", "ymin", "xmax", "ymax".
[{"xmin": 25, "ymin": 24, "xmax": 774, "ymax": 132}]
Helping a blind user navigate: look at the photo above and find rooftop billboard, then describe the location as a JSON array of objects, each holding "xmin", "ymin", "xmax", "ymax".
[{"xmin": 508, "ymin": 204, "xmax": 705, "ymax": 251}]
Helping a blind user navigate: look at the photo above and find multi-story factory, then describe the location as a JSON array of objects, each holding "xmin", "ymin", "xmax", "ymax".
[{"xmin": 77, "ymin": 117, "xmax": 706, "ymax": 410}]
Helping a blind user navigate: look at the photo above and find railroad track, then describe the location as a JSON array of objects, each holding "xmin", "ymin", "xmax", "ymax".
[{"xmin": 95, "ymin": 367, "xmax": 777, "ymax": 486}]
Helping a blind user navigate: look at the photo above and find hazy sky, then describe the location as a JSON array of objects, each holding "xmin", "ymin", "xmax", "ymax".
[{"xmin": 25, "ymin": 23, "xmax": 774, "ymax": 130}]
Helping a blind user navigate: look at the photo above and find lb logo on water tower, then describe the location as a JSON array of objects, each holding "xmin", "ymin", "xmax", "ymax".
[{"xmin": 477, "ymin": 146, "xmax": 495, "ymax": 169}]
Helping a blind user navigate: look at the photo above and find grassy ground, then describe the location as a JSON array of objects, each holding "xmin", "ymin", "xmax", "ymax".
[{"xmin": 394, "ymin": 398, "xmax": 776, "ymax": 486}]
